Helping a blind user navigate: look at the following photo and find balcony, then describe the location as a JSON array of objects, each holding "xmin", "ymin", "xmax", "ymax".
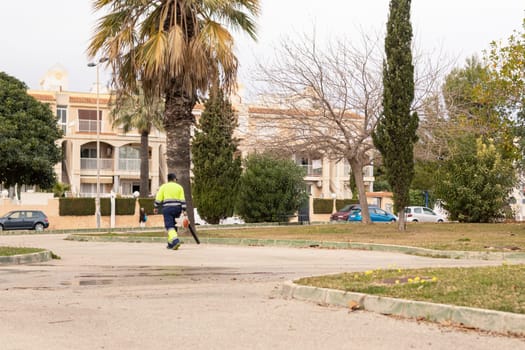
[
  {"xmin": 119, "ymin": 158, "xmax": 140, "ymax": 172},
  {"xmin": 118, "ymin": 159, "xmax": 152, "ymax": 173},
  {"xmin": 78, "ymin": 120, "xmax": 99, "ymax": 133},
  {"xmin": 80, "ymin": 158, "xmax": 113, "ymax": 170},
  {"xmin": 298, "ymin": 164, "xmax": 322, "ymax": 177}
]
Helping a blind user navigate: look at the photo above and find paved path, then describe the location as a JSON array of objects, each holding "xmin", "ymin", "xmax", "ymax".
[{"xmin": 0, "ymin": 234, "xmax": 523, "ymax": 350}]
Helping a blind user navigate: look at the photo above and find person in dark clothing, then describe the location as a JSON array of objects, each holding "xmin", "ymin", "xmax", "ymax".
[{"xmin": 139, "ymin": 207, "xmax": 147, "ymax": 228}]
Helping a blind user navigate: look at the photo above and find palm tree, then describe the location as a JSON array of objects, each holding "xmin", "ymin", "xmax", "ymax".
[
  {"xmin": 87, "ymin": 0, "xmax": 259, "ymax": 224},
  {"xmin": 110, "ymin": 87, "xmax": 164, "ymax": 197}
]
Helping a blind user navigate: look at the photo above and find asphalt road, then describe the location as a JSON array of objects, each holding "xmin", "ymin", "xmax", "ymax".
[{"xmin": 0, "ymin": 234, "xmax": 523, "ymax": 350}]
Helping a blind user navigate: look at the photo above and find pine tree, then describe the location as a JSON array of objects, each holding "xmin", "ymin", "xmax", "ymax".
[
  {"xmin": 372, "ymin": 0, "xmax": 419, "ymax": 230},
  {"xmin": 192, "ymin": 87, "xmax": 242, "ymax": 224}
]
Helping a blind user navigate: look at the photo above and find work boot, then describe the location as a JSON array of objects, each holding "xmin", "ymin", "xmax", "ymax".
[{"xmin": 167, "ymin": 238, "xmax": 181, "ymax": 250}]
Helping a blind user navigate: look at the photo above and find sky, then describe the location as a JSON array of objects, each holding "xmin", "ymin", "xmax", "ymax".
[{"xmin": 1, "ymin": 0, "xmax": 523, "ymax": 97}]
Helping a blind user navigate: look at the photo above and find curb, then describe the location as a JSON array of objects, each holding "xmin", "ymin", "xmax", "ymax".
[
  {"xmin": 281, "ymin": 281, "xmax": 525, "ymax": 336},
  {"xmin": 64, "ymin": 234, "xmax": 525, "ymax": 261},
  {"xmin": 0, "ymin": 250, "xmax": 52, "ymax": 265}
]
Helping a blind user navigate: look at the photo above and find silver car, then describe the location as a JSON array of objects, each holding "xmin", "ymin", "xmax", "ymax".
[{"xmin": 404, "ymin": 206, "xmax": 446, "ymax": 223}]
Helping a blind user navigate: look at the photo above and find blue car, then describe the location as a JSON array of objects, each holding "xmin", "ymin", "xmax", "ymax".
[{"xmin": 348, "ymin": 207, "xmax": 397, "ymax": 223}]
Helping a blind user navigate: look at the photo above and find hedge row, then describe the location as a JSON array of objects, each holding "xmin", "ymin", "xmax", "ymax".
[
  {"xmin": 138, "ymin": 198, "xmax": 156, "ymax": 215},
  {"xmin": 59, "ymin": 197, "xmax": 138, "ymax": 216},
  {"xmin": 58, "ymin": 197, "xmax": 356, "ymax": 216},
  {"xmin": 312, "ymin": 198, "xmax": 359, "ymax": 214}
]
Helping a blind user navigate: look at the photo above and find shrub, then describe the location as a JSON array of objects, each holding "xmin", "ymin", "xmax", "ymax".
[{"xmin": 59, "ymin": 198, "xmax": 95, "ymax": 216}]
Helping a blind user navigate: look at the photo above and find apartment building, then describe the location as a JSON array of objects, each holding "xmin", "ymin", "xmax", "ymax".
[
  {"xmin": 29, "ymin": 87, "xmax": 169, "ymax": 198},
  {"xmin": 26, "ymin": 67, "xmax": 373, "ymax": 200},
  {"xmin": 234, "ymin": 104, "xmax": 375, "ymax": 199}
]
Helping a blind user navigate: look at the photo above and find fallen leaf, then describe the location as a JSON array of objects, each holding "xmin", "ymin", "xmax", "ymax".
[{"xmin": 348, "ymin": 300, "xmax": 360, "ymax": 311}]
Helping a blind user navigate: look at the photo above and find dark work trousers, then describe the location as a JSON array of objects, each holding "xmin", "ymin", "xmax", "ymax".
[{"xmin": 162, "ymin": 205, "xmax": 183, "ymax": 231}]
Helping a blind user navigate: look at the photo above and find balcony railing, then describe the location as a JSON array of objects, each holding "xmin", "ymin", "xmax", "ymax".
[
  {"xmin": 118, "ymin": 158, "xmax": 141, "ymax": 172},
  {"xmin": 78, "ymin": 120, "xmax": 100, "ymax": 133},
  {"xmin": 80, "ymin": 158, "xmax": 113, "ymax": 170},
  {"xmin": 298, "ymin": 164, "xmax": 322, "ymax": 177}
]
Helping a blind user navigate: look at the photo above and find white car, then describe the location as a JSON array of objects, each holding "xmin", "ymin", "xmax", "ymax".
[
  {"xmin": 404, "ymin": 206, "xmax": 446, "ymax": 223},
  {"xmin": 220, "ymin": 216, "xmax": 245, "ymax": 225}
]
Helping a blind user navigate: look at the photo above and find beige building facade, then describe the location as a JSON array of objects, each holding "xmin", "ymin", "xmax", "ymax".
[
  {"xmin": 29, "ymin": 89, "xmax": 168, "ymax": 198},
  {"xmin": 22, "ymin": 67, "xmax": 373, "ymax": 202}
]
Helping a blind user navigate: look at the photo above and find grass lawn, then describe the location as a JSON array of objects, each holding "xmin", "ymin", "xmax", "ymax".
[
  {"xmin": 198, "ymin": 222, "xmax": 525, "ymax": 251},
  {"xmin": 296, "ymin": 263, "xmax": 525, "ymax": 314},
  {"xmin": 88, "ymin": 222, "xmax": 525, "ymax": 252},
  {"xmin": 0, "ymin": 246, "xmax": 44, "ymax": 256}
]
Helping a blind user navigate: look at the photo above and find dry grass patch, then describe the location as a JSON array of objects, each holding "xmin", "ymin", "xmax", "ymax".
[
  {"xmin": 197, "ymin": 222, "xmax": 525, "ymax": 252},
  {"xmin": 296, "ymin": 263, "xmax": 525, "ymax": 314},
  {"xmin": 0, "ymin": 246, "xmax": 44, "ymax": 256}
]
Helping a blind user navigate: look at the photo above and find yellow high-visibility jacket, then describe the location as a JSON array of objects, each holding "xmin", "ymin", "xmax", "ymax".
[{"xmin": 154, "ymin": 182, "xmax": 186, "ymax": 209}]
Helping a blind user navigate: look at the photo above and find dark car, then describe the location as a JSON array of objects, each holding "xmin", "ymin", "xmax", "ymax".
[
  {"xmin": 0, "ymin": 210, "xmax": 49, "ymax": 232},
  {"xmin": 330, "ymin": 204, "xmax": 360, "ymax": 222}
]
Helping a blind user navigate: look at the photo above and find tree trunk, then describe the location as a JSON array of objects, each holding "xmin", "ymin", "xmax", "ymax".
[
  {"xmin": 349, "ymin": 158, "xmax": 371, "ymax": 224},
  {"xmin": 397, "ymin": 208, "xmax": 406, "ymax": 231},
  {"xmin": 164, "ymin": 81, "xmax": 197, "ymax": 228},
  {"xmin": 139, "ymin": 131, "xmax": 150, "ymax": 198}
]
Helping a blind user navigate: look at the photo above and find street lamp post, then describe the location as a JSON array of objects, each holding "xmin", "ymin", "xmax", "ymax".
[{"xmin": 87, "ymin": 57, "xmax": 108, "ymax": 229}]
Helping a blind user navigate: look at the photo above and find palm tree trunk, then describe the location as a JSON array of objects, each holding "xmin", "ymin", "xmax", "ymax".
[
  {"xmin": 140, "ymin": 131, "xmax": 150, "ymax": 197},
  {"xmin": 164, "ymin": 80, "xmax": 197, "ymax": 227}
]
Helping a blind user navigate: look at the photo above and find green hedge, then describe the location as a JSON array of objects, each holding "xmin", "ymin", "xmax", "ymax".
[
  {"xmin": 59, "ymin": 197, "xmax": 137, "ymax": 216},
  {"xmin": 336, "ymin": 199, "xmax": 359, "ymax": 210},
  {"xmin": 313, "ymin": 198, "xmax": 360, "ymax": 214},
  {"xmin": 59, "ymin": 198, "xmax": 95, "ymax": 216},
  {"xmin": 100, "ymin": 198, "xmax": 136, "ymax": 216},
  {"xmin": 137, "ymin": 198, "xmax": 156, "ymax": 215}
]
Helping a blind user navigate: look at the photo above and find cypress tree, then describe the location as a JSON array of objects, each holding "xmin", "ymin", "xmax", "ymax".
[
  {"xmin": 372, "ymin": 0, "xmax": 419, "ymax": 230},
  {"xmin": 192, "ymin": 87, "xmax": 242, "ymax": 224}
]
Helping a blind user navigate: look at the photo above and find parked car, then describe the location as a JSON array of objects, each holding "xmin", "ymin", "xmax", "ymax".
[
  {"xmin": 330, "ymin": 204, "xmax": 360, "ymax": 222},
  {"xmin": 193, "ymin": 208, "xmax": 208, "ymax": 225},
  {"xmin": 0, "ymin": 210, "xmax": 49, "ymax": 231},
  {"xmin": 220, "ymin": 216, "xmax": 245, "ymax": 225},
  {"xmin": 348, "ymin": 206, "xmax": 397, "ymax": 223},
  {"xmin": 404, "ymin": 206, "xmax": 446, "ymax": 223}
]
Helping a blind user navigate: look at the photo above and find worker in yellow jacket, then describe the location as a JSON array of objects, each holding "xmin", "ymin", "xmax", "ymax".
[{"xmin": 153, "ymin": 173, "xmax": 186, "ymax": 250}]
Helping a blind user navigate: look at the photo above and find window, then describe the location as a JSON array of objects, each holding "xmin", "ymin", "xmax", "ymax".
[
  {"xmin": 423, "ymin": 208, "xmax": 435, "ymax": 215},
  {"xmin": 81, "ymin": 147, "xmax": 98, "ymax": 158},
  {"xmin": 78, "ymin": 109, "xmax": 102, "ymax": 133},
  {"xmin": 119, "ymin": 146, "xmax": 140, "ymax": 159},
  {"xmin": 80, "ymin": 147, "xmax": 98, "ymax": 169},
  {"xmin": 57, "ymin": 106, "xmax": 67, "ymax": 134},
  {"xmin": 80, "ymin": 183, "xmax": 98, "ymax": 196},
  {"xmin": 119, "ymin": 146, "xmax": 141, "ymax": 171}
]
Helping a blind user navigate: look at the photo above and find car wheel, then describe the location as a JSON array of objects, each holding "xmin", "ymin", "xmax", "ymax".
[
  {"xmin": 412, "ymin": 219, "xmax": 418, "ymax": 223},
  {"xmin": 390, "ymin": 218, "xmax": 396, "ymax": 222},
  {"xmin": 437, "ymin": 219, "xmax": 444, "ymax": 223},
  {"xmin": 34, "ymin": 223, "xmax": 45, "ymax": 231}
]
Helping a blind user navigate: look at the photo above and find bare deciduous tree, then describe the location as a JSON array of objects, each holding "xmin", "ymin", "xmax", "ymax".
[{"xmin": 250, "ymin": 31, "xmax": 448, "ymax": 224}]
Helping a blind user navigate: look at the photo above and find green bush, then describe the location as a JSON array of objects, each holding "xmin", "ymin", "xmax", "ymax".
[
  {"xmin": 138, "ymin": 198, "xmax": 155, "ymax": 214},
  {"xmin": 313, "ymin": 199, "xmax": 359, "ymax": 214},
  {"xmin": 100, "ymin": 198, "xmax": 136, "ymax": 216},
  {"xmin": 236, "ymin": 153, "xmax": 308, "ymax": 223},
  {"xmin": 59, "ymin": 198, "xmax": 95, "ymax": 216},
  {"xmin": 313, "ymin": 199, "xmax": 333, "ymax": 214}
]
